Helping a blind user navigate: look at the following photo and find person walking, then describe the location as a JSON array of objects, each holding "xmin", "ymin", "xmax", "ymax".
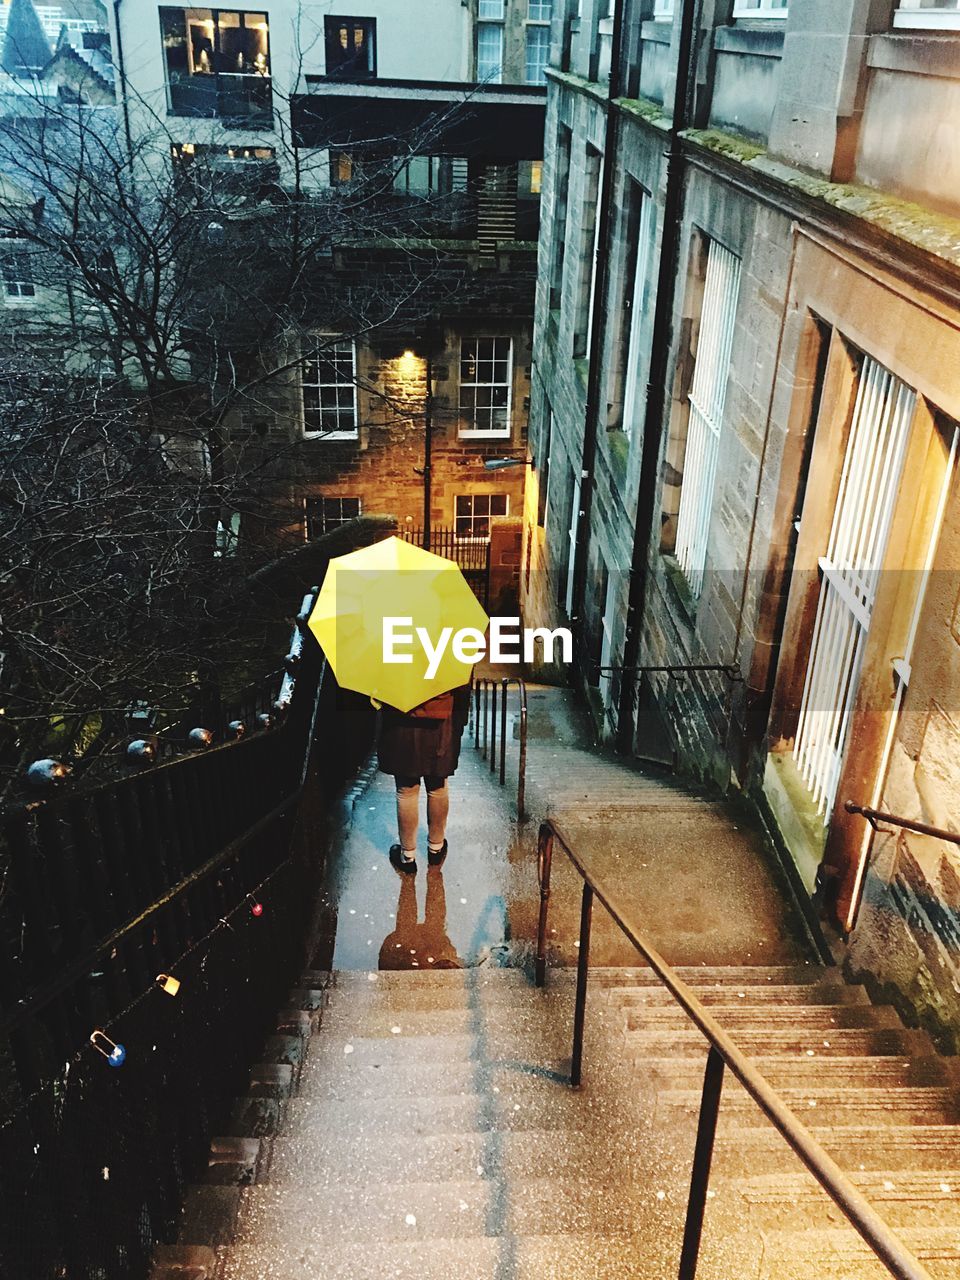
[{"xmin": 378, "ymin": 683, "xmax": 471, "ymax": 873}]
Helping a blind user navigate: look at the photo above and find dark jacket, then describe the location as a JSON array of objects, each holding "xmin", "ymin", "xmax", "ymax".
[{"xmin": 377, "ymin": 684, "xmax": 471, "ymax": 779}]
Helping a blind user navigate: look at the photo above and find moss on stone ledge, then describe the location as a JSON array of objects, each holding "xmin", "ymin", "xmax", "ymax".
[
  {"xmin": 616, "ymin": 94, "xmax": 671, "ymax": 131},
  {"xmin": 684, "ymin": 127, "xmax": 960, "ymax": 270}
]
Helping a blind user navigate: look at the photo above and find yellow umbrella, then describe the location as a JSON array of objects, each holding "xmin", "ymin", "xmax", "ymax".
[{"xmin": 308, "ymin": 535, "xmax": 490, "ymax": 712}]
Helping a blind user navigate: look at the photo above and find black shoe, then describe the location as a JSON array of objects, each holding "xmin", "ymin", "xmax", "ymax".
[
  {"xmin": 427, "ymin": 839, "xmax": 448, "ymax": 869},
  {"xmin": 389, "ymin": 844, "xmax": 417, "ymax": 874}
]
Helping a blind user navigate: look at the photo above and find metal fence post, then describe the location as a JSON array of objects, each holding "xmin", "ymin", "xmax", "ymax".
[
  {"xmin": 678, "ymin": 1045, "xmax": 725, "ymax": 1280},
  {"xmin": 570, "ymin": 881, "xmax": 594, "ymax": 1088}
]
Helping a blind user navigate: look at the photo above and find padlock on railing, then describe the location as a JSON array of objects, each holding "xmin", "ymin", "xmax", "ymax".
[
  {"xmin": 90, "ymin": 1029, "xmax": 126, "ymax": 1068},
  {"xmin": 156, "ymin": 973, "xmax": 181, "ymax": 997}
]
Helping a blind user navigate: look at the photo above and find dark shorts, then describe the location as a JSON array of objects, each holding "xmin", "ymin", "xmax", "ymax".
[{"xmin": 395, "ymin": 774, "xmax": 446, "ymax": 792}]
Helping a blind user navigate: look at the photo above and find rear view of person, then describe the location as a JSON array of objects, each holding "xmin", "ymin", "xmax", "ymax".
[{"xmin": 378, "ymin": 684, "xmax": 471, "ymax": 873}]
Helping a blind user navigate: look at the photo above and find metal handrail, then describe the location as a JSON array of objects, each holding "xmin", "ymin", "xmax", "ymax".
[
  {"xmin": 535, "ymin": 817, "xmax": 935, "ymax": 1280},
  {"xmin": 473, "ymin": 676, "xmax": 527, "ymax": 820},
  {"xmin": 844, "ymin": 801, "xmax": 960, "ymax": 847}
]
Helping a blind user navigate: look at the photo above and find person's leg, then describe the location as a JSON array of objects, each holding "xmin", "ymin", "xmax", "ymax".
[
  {"xmin": 394, "ymin": 775, "xmax": 421, "ymax": 862},
  {"xmin": 424, "ymin": 775, "xmax": 449, "ymax": 851}
]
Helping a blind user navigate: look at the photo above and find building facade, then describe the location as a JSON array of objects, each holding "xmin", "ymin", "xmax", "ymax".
[{"xmin": 526, "ymin": 0, "xmax": 960, "ymax": 1045}]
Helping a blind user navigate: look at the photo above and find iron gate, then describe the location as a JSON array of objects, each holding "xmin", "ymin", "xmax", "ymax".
[{"xmin": 400, "ymin": 526, "xmax": 491, "ymax": 607}]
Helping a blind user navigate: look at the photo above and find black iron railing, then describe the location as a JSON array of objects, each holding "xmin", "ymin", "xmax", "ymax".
[
  {"xmin": 534, "ymin": 818, "xmax": 935, "ymax": 1280},
  {"xmin": 844, "ymin": 801, "xmax": 960, "ymax": 847},
  {"xmin": 0, "ymin": 589, "xmax": 370, "ymax": 1279},
  {"xmin": 473, "ymin": 676, "xmax": 527, "ymax": 820}
]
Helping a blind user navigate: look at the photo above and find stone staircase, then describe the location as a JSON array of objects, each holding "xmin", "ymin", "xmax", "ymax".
[{"xmin": 153, "ymin": 961, "xmax": 960, "ymax": 1280}]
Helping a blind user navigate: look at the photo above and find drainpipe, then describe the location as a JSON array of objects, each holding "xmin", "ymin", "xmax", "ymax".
[
  {"xmin": 423, "ymin": 353, "xmax": 433, "ymax": 551},
  {"xmin": 615, "ymin": 0, "xmax": 700, "ymax": 753},
  {"xmin": 112, "ymin": 0, "xmax": 134, "ymax": 159},
  {"xmin": 569, "ymin": 0, "xmax": 627, "ymax": 682}
]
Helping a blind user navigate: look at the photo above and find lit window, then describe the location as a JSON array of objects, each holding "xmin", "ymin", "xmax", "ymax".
[
  {"xmin": 304, "ymin": 495, "xmax": 362, "ymax": 538},
  {"xmin": 894, "ymin": 0, "xmax": 960, "ymax": 27},
  {"xmin": 732, "ymin": 0, "xmax": 787, "ymax": 15},
  {"xmin": 301, "ymin": 340, "xmax": 358, "ymax": 439},
  {"xmin": 329, "ymin": 151, "xmax": 354, "ymax": 185},
  {"xmin": 674, "ymin": 238, "xmax": 741, "ymax": 595},
  {"xmin": 519, "ymin": 159, "xmax": 542, "ymax": 196},
  {"xmin": 528, "ymin": 0, "xmax": 552, "ymax": 18},
  {"xmin": 2, "ymin": 242, "xmax": 35, "ymax": 299},
  {"xmin": 323, "ymin": 16, "xmax": 376, "ymax": 78},
  {"xmin": 477, "ymin": 22, "xmax": 503, "ymax": 82},
  {"xmin": 478, "ymin": 0, "xmax": 504, "ymax": 17},
  {"xmin": 459, "ymin": 338, "xmax": 512, "ymax": 438},
  {"xmin": 455, "ymin": 493, "xmax": 508, "ymax": 541},
  {"xmin": 159, "ymin": 8, "xmax": 272, "ymax": 120},
  {"xmin": 525, "ymin": 24, "xmax": 550, "ymax": 83},
  {"xmin": 393, "ymin": 155, "xmax": 468, "ymax": 196}
]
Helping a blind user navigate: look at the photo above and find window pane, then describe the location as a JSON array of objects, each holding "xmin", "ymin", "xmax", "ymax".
[
  {"xmin": 477, "ymin": 23, "xmax": 503, "ymax": 81},
  {"xmin": 478, "ymin": 0, "xmax": 505, "ymax": 16},
  {"xmin": 528, "ymin": 0, "xmax": 552, "ymax": 17},
  {"xmin": 525, "ymin": 24, "xmax": 550, "ymax": 84}
]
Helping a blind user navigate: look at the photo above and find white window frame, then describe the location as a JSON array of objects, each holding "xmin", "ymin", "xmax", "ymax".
[
  {"xmin": 564, "ymin": 475, "xmax": 581, "ymax": 617},
  {"xmin": 300, "ymin": 338, "xmax": 358, "ymax": 440},
  {"xmin": 674, "ymin": 238, "xmax": 741, "ymax": 596},
  {"xmin": 303, "ymin": 494, "xmax": 362, "ymax": 539},
  {"xmin": 477, "ymin": 20, "xmax": 504, "ymax": 82},
  {"xmin": 454, "ymin": 492, "xmax": 509, "ymax": 542},
  {"xmin": 732, "ymin": 0, "xmax": 788, "ymax": 16},
  {"xmin": 894, "ymin": 0, "xmax": 960, "ymax": 28},
  {"xmin": 528, "ymin": 0, "xmax": 552, "ymax": 18},
  {"xmin": 1, "ymin": 240, "xmax": 36, "ymax": 303},
  {"xmin": 793, "ymin": 357, "xmax": 917, "ymax": 823},
  {"xmin": 621, "ymin": 189, "xmax": 653, "ymax": 441},
  {"xmin": 652, "ymin": 0, "xmax": 674, "ymax": 19},
  {"xmin": 524, "ymin": 23, "xmax": 550, "ymax": 83},
  {"xmin": 478, "ymin": 0, "xmax": 504, "ymax": 16},
  {"xmin": 598, "ymin": 569, "xmax": 616, "ymax": 710},
  {"xmin": 459, "ymin": 337, "xmax": 513, "ymax": 438}
]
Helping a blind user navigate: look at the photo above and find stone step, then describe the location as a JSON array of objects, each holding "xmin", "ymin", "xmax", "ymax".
[
  {"xmin": 731, "ymin": 1169, "xmax": 960, "ymax": 1232},
  {"xmin": 221, "ymin": 1231, "xmax": 694, "ymax": 1280},
  {"xmin": 280, "ymin": 1090, "xmax": 607, "ymax": 1138},
  {"xmin": 625, "ymin": 1025, "xmax": 933, "ymax": 1059},
  {"xmin": 713, "ymin": 1124, "xmax": 960, "ymax": 1175},
  {"xmin": 304, "ymin": 1030, "xmax": 577, "ymax": 1067},
  {"xmin": 317, "ymin": 1004, "xmax": 576, "ymax": 1040},
  {"xmin": 642, "ymin": 1054, "xmax": 951, "ymax": 1090},
  {"xmin": 755, "ymin": 1227, "xmax": 960, "ymax": 1280},
  {"xmin": 663, "ymin": 1084, "xmax": 960, "ymax": 1127},
  {"xmin": 595, "ymin": 965, "xmax": 828, "ymax": 988},
  {"xmin": 616, "ymin": 982, "xmax": 868, "ymax": 1008},
  {"xmin": 624, "ymin": 1003, "xmax": 904, "ymax": 1031},
  {"xmin": 295, "ymin": 1057, "xmax": 572, "ymax": 1104},
  {"xmin": 235, "ymin": 1175, "xmax": 685, "ymax": 1245}
]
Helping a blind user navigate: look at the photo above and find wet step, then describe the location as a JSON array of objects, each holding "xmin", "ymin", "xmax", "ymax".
[
  {"xmin": 265, "ymin": 1125, "xmax": 671, "ymax": 1187},
  {"xmin": 302, "ymin": 1030, "xmax": 580, "ymax": 1068},
  {"xmin": 595, "ymin": 964, "xmax": 827, "ymax": 988},
  {"xmin": 235, "ymin": 1174, "xmax": 690, "ymax": 1244},
  {"xmin": 221, "ymin": 1230, "xmax": 700, "ymax": 1280},
  {"xmin": 295, "ymin": 1058, "xmax": 573, "ymax": 1104},
  {"xmin": 280, "ymin": 1090, "xmax": 618, "ymax": 1137}
]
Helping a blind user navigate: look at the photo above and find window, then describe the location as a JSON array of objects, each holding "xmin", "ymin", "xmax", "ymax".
[
  {"xmin": 620, "ymin": 190, "xmax": 653, "ymax": 439},
  {"xmin": 301, "ymin": 340, "xmax": 358, "ymax": 439},
  {"xmin": 573, "ymin": 145, "xmax": 602, "ymax": 359},
  {"xmin": 477, "ymin": 22, "xmax": 503, "ymax": 82},
  {"xmin": 525, "ymin": 24, "xmax": 550, "ymax": 82},
  {"xmin": 478, "ymin": 0, "xmax": 504, "ymax": 16},
  {"xmin": 323, "ymin": 16, "xmax": 376, "ymax": 78},
  {"xmin": 894, "ymin": 0, "xmax": 960, "ymax": 27},
  {"xmin": 2, "ymin": 241, "xmax": 36, "ymax": 299},
  {"xmin": 214, "ymin": 511, "xmax": 241, "ymax": 557},
  {"xmin": 537, "ymin": 404, "xmax": 552, "ymax": 527},
  {"xmin": 564, "ymin": 473, "xmax": 580, "ymax": 616},
  {"xmin": 393, "ymin": 155, "xmax": 468, "ymax": 196},
  {"xmin": 455, "ymin": 493, "xmax": 507, "ymax": 540},
  {"xmin": 329, "ymin": 151, "xmax": 354, "ymax": 186},
  {"xmin": 159, "ymin": 8, "xmax": 271, "ymax": 120},
  {"xmin": 732, "ymin": 0, "xmax": 787, "ymax": 15},
  {"xmin": 793, "ymin": 358, "xmax": 916, "ymax": 821},
  {"xmin": 652, "ymin": 0, "xmax": 674, "ymax": 17},
  {"xmin": 528, "ymin": 0, "xmax": 552, "ymax": 17},
  {"xmin": 459, "ymin": 338, "xmax": 512, "ymax": 437},
  {"xmin": 304, "ymin": 495, "xmax": 362, "ymax": 539},
  {"xmin": 674, "ymin": 237, "xmax": 741, "ymax": 595},
  {"xmin": 550, "ymin": 125, "xmax": 571, "ymax": 310}
]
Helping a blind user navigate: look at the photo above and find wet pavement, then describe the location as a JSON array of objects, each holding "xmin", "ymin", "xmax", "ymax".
[{"xmin": 321, "ymin": 683, "xmax": 808, "ymax": 973}]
